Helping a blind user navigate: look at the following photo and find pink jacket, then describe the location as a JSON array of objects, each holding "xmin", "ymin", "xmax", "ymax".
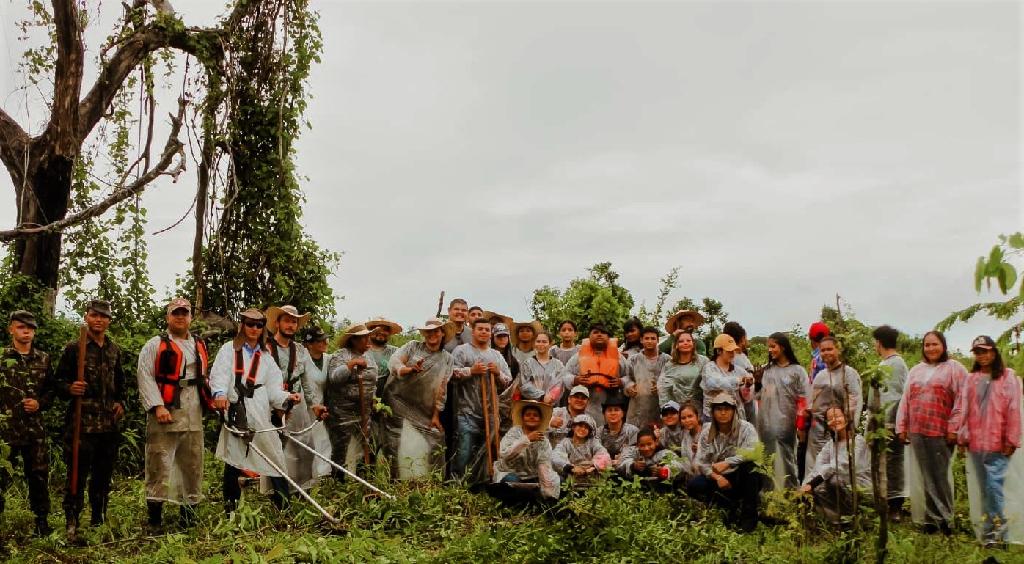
[{"xmin": 948, "ymin": 369, "xmax": 1022, "ymax": 452}]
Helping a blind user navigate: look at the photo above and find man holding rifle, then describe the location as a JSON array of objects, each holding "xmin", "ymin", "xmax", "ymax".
[
  {"xmin": 0, "ymin": 310, "xmax": 54, "ymax": 536},
  {"xmin": 53, "ymin": 299, "xmax": 125, "ymax": 541}
]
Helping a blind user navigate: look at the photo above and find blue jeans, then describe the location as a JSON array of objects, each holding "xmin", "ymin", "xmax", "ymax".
[
  {"xmin": 452, "ymin": 415, "xmax": 484, "ymax": 479},
  {"xmin": 969, "ymin": 451, "xmax": 1010, "ymax": 542}
]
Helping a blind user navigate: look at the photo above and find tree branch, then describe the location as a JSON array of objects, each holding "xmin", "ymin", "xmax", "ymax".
[
  {"xmin": 0, "ymin": 108, "xmax": 31, "ymax": 189},
  {"xmin": 45, "ymin": 0, "xmax": 85, "ymax": 155},
  {"xmin": 0, "ymin": 99, "xmax": 187, "ymax": 242}
]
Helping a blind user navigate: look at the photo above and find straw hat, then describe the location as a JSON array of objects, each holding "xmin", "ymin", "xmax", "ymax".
[
  {"xmin": 480, "ymin": 310, "xmax": 515, "ymax": 331},
  {"xmin": 511, "ymin": 319, "xmax": 545, "ymax": 346},
  {"xmin": 337, "ymin": 323, "xmax": 373, "ymax": 349},
  {"xmin": 366, "ymin": 316, "xmax": 403, "ymax": 336},
  {"xmin": 265, "ymin": 305, "xmax": 312, "ymax": 334},
  {"xmin": 511, "ymin": 400, "xmax": 553, "ymax": 433},
  {"xmin": 664, "ymin": 309, "xmax": 705, "ymax": 334},
  {"xmin": 419, "ymin": 318, "xmax": 455, "ymax": 343}
]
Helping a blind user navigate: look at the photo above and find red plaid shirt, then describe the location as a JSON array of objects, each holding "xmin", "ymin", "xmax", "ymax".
[{"xmin": 896, "ymin": 360, "xmax": 967, "ymax": 438}]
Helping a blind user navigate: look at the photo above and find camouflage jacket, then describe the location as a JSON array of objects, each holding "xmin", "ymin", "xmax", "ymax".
[
  {"xmin": 0, "ymin": 347, "xmax": 52, "ymax": 444},
  {"xmin": 54, "ymin": 336, "xmax": 126, "ymax": 434}
]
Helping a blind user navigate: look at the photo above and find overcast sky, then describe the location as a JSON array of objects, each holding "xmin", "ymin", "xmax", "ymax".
[{"xmin": 1, "ymin": 1, "xmax": 1021, "ymax": 350}]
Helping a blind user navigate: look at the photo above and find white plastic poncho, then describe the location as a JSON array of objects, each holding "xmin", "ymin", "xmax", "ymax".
[
  {"xmin": 805, "ymin": 364, "xmax": 862, "ymax": 473},
  {"xmin": 757, "ymin": 363, "xmax": 810, "ymax": 489},
  {"xmin": 325, "ymin": 348, "xmax": 380, "ymax": 472},
  {"xmin": 519, "ymin": 356, "xmax": 565, "ymax": 404},
  {"xmin": 263, "ymin": 341, "xmax": 332, "ymax": 492},
  {"xmin": 493, "ymin": 426, "xmax": 560, "ymax": 499},
  {"xmin": 657, "ymin": 355, "xmax": 708, "ymax": 409},
  {"xmin": 699, "ymin": 361, "xmax": 753, "ymax": 421},
  {"xmin": 802, "ymin": 434, "xmax": 871, "ymax": 523},
  {"xmin": 624, "ymin": 351, "xmax": 670, "ymax": 429},
  {"xmin": 209, "ymin": 342, "xmax": 292, "ymax": 476},
  {"xmin": 384, "ymin": 341, "xmax": 454, "ymax": 480}
]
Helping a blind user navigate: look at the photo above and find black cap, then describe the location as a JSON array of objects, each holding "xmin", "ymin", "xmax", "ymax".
[
  {"xmin": 9, "ymin": 310, "xmax": 37, "ymax": 329},
  {"xmin": 87, "ymin": 299, "xmax": 112, "ymax": 318},
  {"xmin": 303, "ymin": 326, "xmax": 329, "ymax": 344},
  {"xmin": 602, "ymin": 393, "xmax": 627, "ymax": 411}
]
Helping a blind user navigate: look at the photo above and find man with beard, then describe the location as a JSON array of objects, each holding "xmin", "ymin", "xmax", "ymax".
[
  {"xmin": 0, "ymin": 310, "xmax": 53, "ymax": 536},
  {"xmin": 366, "ymin": 317, "xmax": 402, "ymax": 398},
  {"xmin": 564, "ymin": 324, "xmax": 629, "ymax": 427},
  {"xmin": 443, "ymin": 299, "xmax": 472, "ymax": 353},
  {"xmin": 384, "ymin": 319, "xmax": 454, "ymax": 479},
  {"xmin": 53, "ymin": 300, "xmax": 126, "ymax": 541},
  {"xmin": 660, "ymin": 309, "xmax": 707, "ymax": 356},
  {"xmin": 136, "ymin": 298, "xmax": 210, "ymax": 532},
  {"xmin": 326, "ymin": 324, "xmax": 379, "ymax": 474},
  {"xmin": 263, "ymin": 305, "xmax": 331, "ymax": 491}
]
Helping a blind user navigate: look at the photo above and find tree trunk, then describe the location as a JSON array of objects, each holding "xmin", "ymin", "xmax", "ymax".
[
  {"xmin": 869, "ymin": 381, "xmax": 889, "ymax": 564},
  {"xmin": 13, "ymin": 152, "xmax": 75, "ymax": 306}
]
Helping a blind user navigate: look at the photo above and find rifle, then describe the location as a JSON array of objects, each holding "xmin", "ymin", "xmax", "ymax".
[
  {"xmin": 69, "ymin": 324, "xmax": 86, "ymax": 496},
  {"xmin": 435, "ymin": 290, "xmax": 446, "ymax": 319}
]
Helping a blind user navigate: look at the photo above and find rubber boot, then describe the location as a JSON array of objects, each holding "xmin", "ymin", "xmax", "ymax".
[
  {"xmin": 146, "ymin": 501, "xmax": 163, "ymax": 533},
  {"xmin": 91, "ymin": 495, "xmax": 108, "ymax": 527},
  {"xmin": 34, "ymin": 515, "xmax": 52, "ymax": 537},
  {"xmin": 65, "ymin": 514, "xmax": 80, "ymax": 544}
]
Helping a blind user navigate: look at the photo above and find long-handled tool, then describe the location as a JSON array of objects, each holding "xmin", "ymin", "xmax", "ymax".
[
  {"xmin": 70, "ymin": 324, "xmax": 87, "ymax": 496},
  {"xmin": 480, "ymin": 370, "xmax": 493, "ymax": 478},
  {"xmin": 222, "ymin": 417, "xmax": 339, "ymax": 524},
  {"xmin": 488, "ymin": 370, "xmax": 500, "ymax": 463},
  {"xmin": 355, "ymin": 365, "xmax": 372, "ymax": 465},
  {"xmin": 280, "ymin": 428, "xmax": 395, "ymax": 500}
]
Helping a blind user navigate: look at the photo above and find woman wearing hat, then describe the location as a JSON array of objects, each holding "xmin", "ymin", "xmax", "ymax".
[
  {"xmin": 699, "ymin": 334, "xmax": 754, "ymax": 422},
  {"xmin": 325, "ymin": 324, "xmax": 380, "ymax": 474},
  {"xmin": 209, "ymin": 309, "xmax": 302, "ymax": 512},
  {"xmin": 659, "ymin": 310, "xmax": 708, "ymax": 356},
  {"xmin": 950, "ymin": 336, "xmax": 1023, "ymax": 547},
  {"xmin": 383, "ymin": 319, "xmax": 456, "ymax": 480},
  {"xmin": 493, "ymin": 400, "xmax": 560, "ymax": 500},
  {"xmin": 687, "ymin": 391, "xmax": 762, "ymax": 532}
]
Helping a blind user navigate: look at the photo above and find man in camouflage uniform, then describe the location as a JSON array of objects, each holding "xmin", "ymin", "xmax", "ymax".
[
  {"xmin": 0, "ymin": 310, "xmax": 53, "ymax": 536},
  {"xmin": 53, "ymin": 300, "xmax": 126, "ymax": 540}
]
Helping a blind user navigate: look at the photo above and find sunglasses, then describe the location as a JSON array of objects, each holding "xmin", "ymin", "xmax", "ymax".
[{"xmin": 243, "ymin": 320, "xmax": 266, "ymax": 329}]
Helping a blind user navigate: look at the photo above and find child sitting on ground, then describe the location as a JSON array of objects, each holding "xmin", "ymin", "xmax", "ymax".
[
  {"xmin": 618, "ymin": 428, "xmax": 689, "ymax": 485},
  {"xmin": 493, "ymin": 400, "xmax": 561, "ymax": 500},
  {"xmin": 598, "ymin": 395, "xmax": 639, "ymax": 468},
  {"xmin": 552, "ymin": 414, "xmax": 611, "ymax": 480}
]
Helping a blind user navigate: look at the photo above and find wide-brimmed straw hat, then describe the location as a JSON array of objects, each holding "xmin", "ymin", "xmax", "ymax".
[
  {"xmin": 511, "ymin": 400, "xmax": 553, "ymax": 433},
  {"xmin": 419, "ymin": 318, "xmax": 455, "ymax": 343},
  {"xmin": 511, "ymin": 319, "xmax": 545, "ymax": 346},
  {"xmin": 481, "ymin": 310, "xmax": 515, "ymax": 332},
  {"xmin": 265, "ymin": 305, "xmax": 312, "ymax": 334},
  {"xmin": 665, "ymin": 309, "xmax": 705, "ymax": 334},
  {"xmin": 366, "ymin": 316, "xmax": 403, "ymax": 336},
  {"xmin": 337, "ymin": 323, "xmax": 373, "ymax": 349}
]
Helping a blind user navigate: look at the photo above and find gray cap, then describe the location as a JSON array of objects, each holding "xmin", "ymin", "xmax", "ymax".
[
  {"xmin": 660, "ymin": 400, "xmax": 681, "ymax": 413},
  {"xmin": 87, "ymin": 299, "xmax": 112, "ymax": 318},
  {"xmin": 9, "ymin": 310, "xmax": 37, "ymax": 329},
  {"xmin": 493, "ymin": 323, "xmax": 510, "ymax": 337},
  {"xmin": 569, "ymin": 384, "xmax": 590, "ymax": 398}
]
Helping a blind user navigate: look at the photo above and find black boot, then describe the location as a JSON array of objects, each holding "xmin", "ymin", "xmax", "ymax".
[
  {"xmin": 65, "ymin": 514, "xmax": 80, "ymax": 543},
  {"xmin": 91, "ymin": 497, "xmax": 107, "ymax": 527},
  {"xmin": 146, "ymin": 501, "xmax": 163, "ymax": 532},
  {"xmin": 178, "ymin": 504, "xmax": 197, "ymax": 528},
  {"xmin": 34, "ymin": 515, "xmax": 52, "ymax": 537}
]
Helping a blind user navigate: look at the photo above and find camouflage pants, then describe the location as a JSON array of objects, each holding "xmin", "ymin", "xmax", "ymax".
[
  {"xmin": 63, "ymin": 432, "xmax": 120, "ymax": 522},
  {"xmin": 0, "ymin": 439, "xmax": 50, "ymax": 517}
]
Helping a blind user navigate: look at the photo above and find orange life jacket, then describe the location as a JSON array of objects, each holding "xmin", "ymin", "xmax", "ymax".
[
  {"xmin": 154, "ymin": 334, "xmax": 213, "ymax": 409},
  {"xmin": 578, "ymin": 337, "xmax": 620, "ymax": 390}
]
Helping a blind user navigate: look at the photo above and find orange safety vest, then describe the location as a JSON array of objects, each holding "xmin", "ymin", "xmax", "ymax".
[
  {"xmin": 154, "ymin": 335, "xmax": 212, "ymax": 409},
  {"xmin": 577, "ymin": 337, "xmax": 620, "ymax": 390}
]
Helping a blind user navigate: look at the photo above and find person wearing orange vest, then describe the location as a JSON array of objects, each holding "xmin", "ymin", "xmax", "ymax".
[
  {"xmin": 563, "ymin": 324, "xmax": 630, "ymax": 428},
  {"xmin": 136, "ymin": 298, "xmax": 211, "ymax": 532}
]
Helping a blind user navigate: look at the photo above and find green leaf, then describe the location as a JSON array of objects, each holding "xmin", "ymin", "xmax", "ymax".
[
  {"xmin": 999, "ymin": 263, "xmax": 1018, "ymax": 295},
  {"xmin": 1008, "ymin": 232, "xmax": 1024, "ymax": 250},
  {"xmin": 975, "ymin": 256, "xmax": 987, "ymax": 292}
]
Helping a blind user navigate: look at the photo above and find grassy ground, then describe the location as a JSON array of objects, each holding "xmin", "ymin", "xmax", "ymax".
[{"xmin": 0, "ymin": 456, "xmax": 1019, "ymax": 563}]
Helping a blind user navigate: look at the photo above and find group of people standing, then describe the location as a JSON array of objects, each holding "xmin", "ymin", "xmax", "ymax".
[{"xmin": 0, "ymin": 297, "xmax": 1019, "ymax": 547}]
